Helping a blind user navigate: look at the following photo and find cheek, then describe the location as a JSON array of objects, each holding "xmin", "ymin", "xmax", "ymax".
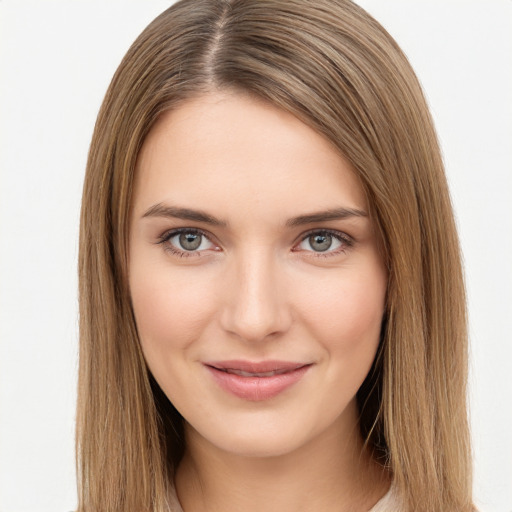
[
  {"xmin": 129, "ymin": 262, "xmax": 218, "ymax": 364},
  {"xmin": 300, "ymin": 266, "xmax": 386, "ymax": 359}
]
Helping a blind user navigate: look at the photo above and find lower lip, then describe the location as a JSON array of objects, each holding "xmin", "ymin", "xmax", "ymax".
[{"xmin": 205, "ymin": 365, "xmax": 311, "ymax": 401}]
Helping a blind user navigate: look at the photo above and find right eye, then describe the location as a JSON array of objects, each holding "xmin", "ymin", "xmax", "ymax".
[{"xmin": 158, "ymin": 228, "xmax": 219, "ymax": 257}]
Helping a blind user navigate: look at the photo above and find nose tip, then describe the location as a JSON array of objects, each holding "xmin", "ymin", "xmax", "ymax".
[{"xmin": 220, "ymin": 258, "xmax": 291, "ymax": 343}]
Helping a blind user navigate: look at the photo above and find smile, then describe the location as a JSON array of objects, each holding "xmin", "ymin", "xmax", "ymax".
[
  {"xmin": 221, "ymin": 368, "xmax": 292, "ymax": 377},
  {"xmin": 204, "ymin": 360, "xmax": 312, "ymax": 401}
]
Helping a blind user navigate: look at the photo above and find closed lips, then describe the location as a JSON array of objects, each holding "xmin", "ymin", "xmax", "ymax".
[
  {"xmin": 214, "ymin": 367, "xmax": 303, "ymax": 377},
  {"xmin": 204, "ymin": 361, "xmax": 313, "ymax": 401},
  {"xmin": 204, "ymin": 361, "xmax": 312, "ymax": 377}
]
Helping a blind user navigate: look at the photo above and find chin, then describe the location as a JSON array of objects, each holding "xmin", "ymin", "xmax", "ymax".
[
  {"xmin": 203, "ymin": 427, "xmax": 308, "ymax": 459},
  {"xmin": 186, "ymin": 404, "xmax": 349, "ymax": 460}
]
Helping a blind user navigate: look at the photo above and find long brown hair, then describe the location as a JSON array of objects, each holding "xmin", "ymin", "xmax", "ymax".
[{"xmin": 77, "ymin": 1, "xmax": 473, "ymax": 510}]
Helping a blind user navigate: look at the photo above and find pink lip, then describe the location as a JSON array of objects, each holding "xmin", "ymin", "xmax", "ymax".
[{"xmin": 204, "ymin": 360, "xmax": 312, "ymax": 401}]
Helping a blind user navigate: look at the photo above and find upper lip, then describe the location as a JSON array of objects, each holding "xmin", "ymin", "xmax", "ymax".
[{"xmin": 204, "ymin": 360, "xmax": 311, "ymax": 373}]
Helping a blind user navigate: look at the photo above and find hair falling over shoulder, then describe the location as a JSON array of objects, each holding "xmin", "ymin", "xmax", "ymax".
[{"xmin": 77, "ymin": 1, "xmax": 475, "ymax": 510}]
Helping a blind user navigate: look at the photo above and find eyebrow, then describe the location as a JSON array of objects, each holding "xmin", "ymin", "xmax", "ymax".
[
  {"xmin": 285, "ymin": 207, "xmax": 368, "ymax": 226},
  {"xmin": 142, "ymin": 203, "xmax": 228, "ymax": 226},
  {"xmin": 142, "ymin": 203, "xmax": 367, "ymax": 227}
]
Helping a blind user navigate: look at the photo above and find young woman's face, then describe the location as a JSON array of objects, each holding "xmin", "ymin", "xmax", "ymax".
[{"xmin": 129, "ymin": 92, "xmax": 387, "ymax": 458}]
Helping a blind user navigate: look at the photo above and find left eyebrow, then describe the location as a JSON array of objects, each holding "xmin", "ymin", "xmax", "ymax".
[{"xmin": 285, "ymin": 207, "xmax": 368, "ymax": 227}]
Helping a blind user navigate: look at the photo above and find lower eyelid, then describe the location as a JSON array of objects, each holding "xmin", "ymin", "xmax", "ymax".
[{"xmin": 163, "ymin": 244, "xmax": 202, "ymax": 258}]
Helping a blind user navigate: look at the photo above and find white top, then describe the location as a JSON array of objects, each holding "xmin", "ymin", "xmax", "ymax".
[
  {"xmin": 368, "ymin": 485, "xmax": 401, "ymax": 511},
  {"xmin": 167, "ymin": 484, "xmax": 401, "ymax": 511}
]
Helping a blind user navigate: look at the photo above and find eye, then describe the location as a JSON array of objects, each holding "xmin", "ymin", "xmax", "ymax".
[
  {"xmin": 171, "ymin": 231, "xmax": 209, "ymax": 251},
  {"xmin": 295, "ymin": 230, "xmax": 352, "ymax": 255},
  {"xmin": 158, "ymin": 228, "xmax": 218, "ymax": 256}
]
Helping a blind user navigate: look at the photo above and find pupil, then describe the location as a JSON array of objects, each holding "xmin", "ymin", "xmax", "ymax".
[
  {"xmin": 310, "ymin": 233, "xmax": 332, "ymax": 252},
  {"xmin": 179, "ymin": 232, "xmax": 201, "ymax": 251}
]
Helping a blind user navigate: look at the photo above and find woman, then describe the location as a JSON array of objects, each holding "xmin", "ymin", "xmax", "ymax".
[{"xmin": 77, "ymin": 0, "xmax": 474, "ymax": 510}]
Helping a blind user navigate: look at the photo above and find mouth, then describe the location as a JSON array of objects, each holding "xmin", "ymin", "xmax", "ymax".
[
  {"xmin": 215, "ymin": 367, "xmax": 297, "ymax": 378},
  {"xmin": 203, "ymin": 360, "xmax": 313, "ymax": 401}
]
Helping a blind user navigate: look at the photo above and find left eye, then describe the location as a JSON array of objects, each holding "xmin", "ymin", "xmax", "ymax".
[
  {"xmin": 167, "ymin": 230, "xmax": 215, "ymax": 252},
  {"xmin": 297, "ymin": 232, "xmax": 345, "ymax": 253}
]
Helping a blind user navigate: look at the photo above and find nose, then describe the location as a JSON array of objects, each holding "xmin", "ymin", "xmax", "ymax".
[{"xmin": 220, "ymin": 250, "xmax": 292, "ymax": 343}]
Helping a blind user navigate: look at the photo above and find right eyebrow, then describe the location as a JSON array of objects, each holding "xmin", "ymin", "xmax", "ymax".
[{"xmin": 141, "ymin": 203, "xmax": 228, "ymax": 227}]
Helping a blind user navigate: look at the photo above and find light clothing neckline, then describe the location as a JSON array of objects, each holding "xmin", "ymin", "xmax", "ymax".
[{"xmin": 167, "ymin": 483, "xmax": 399, "ymax": 511}]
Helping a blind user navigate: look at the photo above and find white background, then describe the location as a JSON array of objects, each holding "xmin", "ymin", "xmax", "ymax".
[{"xmin": 0, "ymin": 1, "xmax": 511, "ymax": 511}]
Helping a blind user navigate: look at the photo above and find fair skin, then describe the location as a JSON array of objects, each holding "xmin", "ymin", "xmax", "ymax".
[{"xmin": 129, "ymin": 91, "xmax": 390, "ymax": 512}]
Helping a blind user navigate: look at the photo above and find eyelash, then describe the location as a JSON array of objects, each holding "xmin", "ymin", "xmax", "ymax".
[
  {"xmin": 295, "ymin": 228, "xmax": 354, "ymax": 258},
  {"xmin": 156, "ymin": 228, "xmax": 354, "ymax": 258},
  {"xmin": 157, "ymin": 228, "xmax": 214, "ymax": 258}
]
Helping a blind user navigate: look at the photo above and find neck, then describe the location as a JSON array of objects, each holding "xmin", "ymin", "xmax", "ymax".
[{"xmin": 174, "ymin": 414, "xmax": 390, "ymax": 512}]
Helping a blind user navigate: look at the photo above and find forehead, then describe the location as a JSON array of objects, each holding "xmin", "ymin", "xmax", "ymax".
[{"xmin": 133, "ymin": 91, "xmax": 367, "ymax": 220}]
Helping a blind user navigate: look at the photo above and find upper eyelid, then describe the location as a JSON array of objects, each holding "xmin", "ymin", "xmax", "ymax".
[
  {"xmin": 158, "ymin": 227, "xmax": 351, "ymax": 238},
  {"xmin": 158, "ymin": 227, "xmax": 213, "ymax": 243},
  {"xmin": 297, "ymin": 228, "xmax": 353, "ymax": 243}
]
